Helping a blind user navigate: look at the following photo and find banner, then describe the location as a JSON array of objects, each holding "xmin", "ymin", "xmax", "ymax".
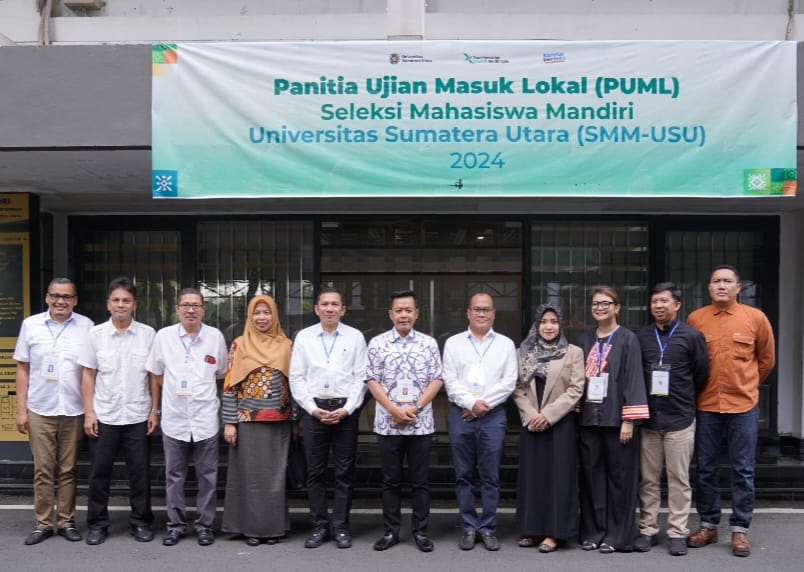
[{"xmin": 151, "ymin": 41, "xmax": 797, "ymax": 199}]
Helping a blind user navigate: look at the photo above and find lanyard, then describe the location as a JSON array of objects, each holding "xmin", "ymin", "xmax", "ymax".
[
  {"xmin": 654, "ymin": 321, "xmax": 680, "ymax": 366},
  {"xmin": 394, "ymin": 332, "xmax": 415, "ymax": 368},
  {"xmin": 46, "ymin": 318, "xmax": 72, "ymax": 348},
  {"xmin": 179, "ymin": 324, "xmax": 202, "ymax": 363},
  {"xmin": 319, "ymin": 331, "xmax": 339, "ymax": 364},
  {"xmin": 596, "ymin": 326, "xmax": 619, "ymax": 375},
  {"xmin": 469, "ymin": 332, "xmax": 495, "ymax": 361}
]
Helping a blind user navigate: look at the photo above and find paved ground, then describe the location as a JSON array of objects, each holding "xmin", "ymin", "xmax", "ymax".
[{"xmin": 2, "ymin": 496, "xmax": 804, "ymax": 572}]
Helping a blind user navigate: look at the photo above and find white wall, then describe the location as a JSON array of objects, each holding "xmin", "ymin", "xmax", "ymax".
[{"xmin": 0, "ymin": 0, "xmax": 801, "ymax": 44}]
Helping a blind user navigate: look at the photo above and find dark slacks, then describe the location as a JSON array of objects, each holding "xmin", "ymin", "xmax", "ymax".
[
  {"xmin": 377, "ymin": 434, "xmax": 432, "ymax": 536},
  {"xmin": 87, "ymin": 420, "xmax": 153, "ymax": 529},
  {"xmin": 302, "ymin": 410, "xmax": 360, "ymax": 531},
  {"xmin": 578, "ymin": 425, "xmax": 641, "ymax": 550},
  {"xmin": 448, "ymin": 405, "xmax": 507, "ymax": 533}
]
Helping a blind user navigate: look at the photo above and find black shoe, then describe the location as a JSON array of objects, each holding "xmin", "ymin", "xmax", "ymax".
[
  {"xmin": 197, "ymin": 528, "xmax": 215, "ymax": 546},
  {"xmin": 304, "ymin": 527, "xmax": 330, "ymax": 549},
  {"xmin": 130, "ymin": 525, "xmax": 154, "ymax": 543},
  {"xmin": 458, "ymin": 531, "xmax": 477, "ymax": 550},
  {"xmin": 373, "ymin": 533, "xmax": 399, "ymax": 551},
  {"xmin": 246, "ymin": 537, "xmax": 260, "ymax": 547},
  {"xmin": 581, "ymin": 540, "xmax": 598, "ymax": 551},
  {"xmin": 334, "ymin": 530, "xmax": 352, "ymax": 549},
  {"xmin": 24, "ymin": 528, "xmax": 54, "ymax": 546},
  {"xmin": 86, "ymin": 527, "xmax": 108, "ymax": 545},
  {"xmin": 479, "ymin": 531, "xmax": 500, "ymax": 551},
  {"xmin": 162, "ymin": 529, "xmax": 183, "ymax": 546},
  {"xmin": 634, "ymin": 534, "xmax": 657, "ymax": 552},
  {"xmin": 413, "ymin": 533, "xmax": 434, "ymax": 553},
  {"xmin": 266, "ymin": 537, "xmax": 279, "ymax": 545},
  {"xmin": 57, "ymin": 526, "xmax": 82, "ymax": 542},
  {"xmin": 669, "ymin": 537, "xmax": 688, "ymax": 556}
]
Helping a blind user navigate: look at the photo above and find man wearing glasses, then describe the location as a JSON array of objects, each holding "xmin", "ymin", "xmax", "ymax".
[
  {"xmin": 146, "ymin": 288, "xmax": 228, "ymax": 547},
  {"xmin": 442, "ymin": 293, "xmax": 517, "ymax": 551},
  {"xmin": 14, "ymin": 278, "xmax": 94, "ymax": 545}
]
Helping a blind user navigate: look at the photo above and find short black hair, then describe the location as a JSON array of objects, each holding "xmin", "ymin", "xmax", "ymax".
[
  {"xmin": 389, "ymin": 289, "xmax": 417, "ymax": 307},
  {"xmin": 47, "ymin": 277, "xmax": 76, "ymax": 294},
  {"xmin": 712, "ymin": 264, "xmax": 741, "ymax": 282},
  {"xmin": 177, "ymin": 287, "xmax": 203, "ymax": 304},
  {"xmin": 316, "ymin": 287, "xmax": 343, "ymax": 304},
  {"xmin": 108, "ymin": 276, "xmax": 137, "ymax": 299},
  {"xmin": 651, "ymin": 281, "xmax": 682, "ymax": 302}
]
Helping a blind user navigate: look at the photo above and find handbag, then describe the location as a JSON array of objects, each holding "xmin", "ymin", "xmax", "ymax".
[{"xmin": 286, "ymin": 435, "xmax": 307, "ymax": 490}]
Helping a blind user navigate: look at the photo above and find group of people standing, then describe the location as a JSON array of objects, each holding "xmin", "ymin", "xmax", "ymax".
[{"xmin": 13, "ymin": 264, "xmax": 774, "ymax": 559}]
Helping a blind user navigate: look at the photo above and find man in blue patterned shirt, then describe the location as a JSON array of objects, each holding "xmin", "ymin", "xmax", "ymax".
[{"xmin": 366, "ymin": 290, "xmax": 443, "ymax": 553}]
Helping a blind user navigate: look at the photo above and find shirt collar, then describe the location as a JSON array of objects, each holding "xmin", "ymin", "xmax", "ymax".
[
  {"xmin": 45, "ymin": 310, "xmax": 74, "ymax": 325},
  {"xmin": 178, "ymin": 322, "xmax": 203, "ymax": 337},
  {"xmin": 466, "ymin": 327, "xmax": 495, "ymax": 343},
  {"xmin": 392, "ymin": 328, "xmax": 416, "ymax": 343},
  {"xmin": 315, "ymin": 322, "xmax": 342, "ymax": 336},
  {"xmin": 654, "ymin": 318, "xmax": 679, "ymax": 334},
  {"xmin": 108, "ymin": 317, "xmax": 139, "ymax": 335},
  {"xmin": 713, "ymin": 301, "xmax": 739, "ymax": 315}
]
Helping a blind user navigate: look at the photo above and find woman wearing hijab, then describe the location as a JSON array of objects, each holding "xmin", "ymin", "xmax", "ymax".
[
  {"xmin": 513, "ymin": 303, "xmax": 585, "ymax": 552},
  {"xmin": 221, "ymin": 295, "xmax": 294, "ymax": 546},
  {"xmin": 577, "ymin": 286, "xmax": 649, "ymax": 553}
]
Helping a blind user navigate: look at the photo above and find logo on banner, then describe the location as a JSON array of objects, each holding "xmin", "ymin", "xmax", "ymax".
[{"xmin": 152, "ymin": 170, "xmax": 178, "ymax": 197}]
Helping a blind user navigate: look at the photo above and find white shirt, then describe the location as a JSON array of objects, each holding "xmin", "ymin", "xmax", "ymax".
[
  {"xmin": 146, "ymin": 323, "xmax": 228, "ymax": 442},
  {"xmin": 442, "ymin": 328, "xmax": 518, "ymax": 411},
  {"xmin": 78, "ymin": 318, "xmax": 156, "ymax": 425},
  {"xmin": 289, "ymin": 322, "xmax": 368, "ymax": 415},
  {"xmin": 13, "ymin": 310, "xmax": 94, "ymax": 417}
]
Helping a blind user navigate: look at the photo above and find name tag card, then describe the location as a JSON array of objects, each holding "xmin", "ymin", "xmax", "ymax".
[
  {"xmin": 651, "ymin": 363, "xmax": 671, "ymax": 396},
  {"xmin": 586, "ymin": 373, "xmax": 608, "ymax": 403}
]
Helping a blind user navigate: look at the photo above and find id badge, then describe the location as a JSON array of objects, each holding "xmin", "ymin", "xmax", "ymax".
[
  {"xmin": 587, "ymin": 374, "xmax": 607, "ymax": 403},
  {"xmin": 395, "ymin": 380, "xmax": 414, "ymax": 403},
  {"xmin": 319, "ymin": 369, "xmax": 336, "ymax": 398},
  {"xmin": 176, "ymin": 378, "xmax": 193, "ymax": 396},
  {"xmin": 467, "ymin": 363, "xmax": 485, "ymax": 397},
  {"xmin": 651, "ymin": 363, "xmax": 671, "ymax": 396},
  {"xmin": 42, "ymin": 352, "xmax": 60, "ymax": 381}
]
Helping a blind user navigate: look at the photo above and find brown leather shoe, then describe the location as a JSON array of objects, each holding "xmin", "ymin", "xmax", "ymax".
[
  {"xmin": 731, "ymin": 532, "xmax": 750, "ymax": 557},
  {"xmin": 687, "ymin": 527, "xmax": 718, "ymax": 548}
]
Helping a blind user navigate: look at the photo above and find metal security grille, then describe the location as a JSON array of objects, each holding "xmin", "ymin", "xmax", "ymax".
[
  {"xmin": 78, "ymin": 230, "xmax": 181, "ymax": 328},
  {"xmin": 531, "ymin": 221, "xmax": 649, "ymax": 342},
  {"xmin": 196, "ymin": 221, "xmax": 313, "ymax": 344}
]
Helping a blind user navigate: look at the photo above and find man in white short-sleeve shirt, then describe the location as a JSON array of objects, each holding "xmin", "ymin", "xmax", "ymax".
[
  {"xmin": 79, "ymin": 277, "xmax": 159, "ymax": 545},
  {"xmin": 146, "ymin": 287, "xmax": 227, "ymax": 548},
  {"xmin": 14, "ymin": 277, "xmax": 93, "ymax": 546}
]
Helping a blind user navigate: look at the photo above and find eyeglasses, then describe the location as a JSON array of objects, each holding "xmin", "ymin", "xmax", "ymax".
[
  {"xmin": 178, "ymin": 303, "xmax": 203, "ymax": 310},
  {"xmin": 48, "ymin": 293, "xmax": 76, "ymax": 301},
  {"xmin": 591, "ymin": 300, "xmax": 614, "ymax": 309},
  {"xmin": 470, "ymin": 307, "xmax": 494, "ymax": 315}
]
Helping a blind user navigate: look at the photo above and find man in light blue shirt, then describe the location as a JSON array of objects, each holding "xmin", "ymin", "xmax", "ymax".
[
  {"xmin": 289, "ymin": 287, "xmax": 368, "ymax": 550},
  {"xmin": 442, "ymin": 292, "xmax": 517, "ymax": 552}
]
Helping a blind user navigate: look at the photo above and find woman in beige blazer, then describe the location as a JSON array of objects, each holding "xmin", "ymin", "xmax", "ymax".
[{"xmin": 513, "ymin": 303, "xmax": 585, "ymax": 552}]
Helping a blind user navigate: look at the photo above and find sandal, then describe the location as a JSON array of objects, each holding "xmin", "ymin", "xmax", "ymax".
[
  {"xmin": 581, "ymin": 540, "xmax": 598, "ymax": 551},
  {"xmin": 538, "ymin": 538, "xmax": 558, "ymax": 553},
  {"xmin": 599, "ymin": 542, "xmax": 616, "ymax": 554},
  {"xmin": 518, "ymin": 536, "xmax": 537, "ymax": 548}
]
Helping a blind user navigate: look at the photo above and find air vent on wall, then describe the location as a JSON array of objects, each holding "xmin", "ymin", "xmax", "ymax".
[{"xmin": 63, "ymin": 0, "xmax": 105, "ymax": 10}]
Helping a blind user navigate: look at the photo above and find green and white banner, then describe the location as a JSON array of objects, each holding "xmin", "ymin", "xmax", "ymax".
[{"xmin": 151, "ymin": 41, "xmax": 797, "ymax": 199}]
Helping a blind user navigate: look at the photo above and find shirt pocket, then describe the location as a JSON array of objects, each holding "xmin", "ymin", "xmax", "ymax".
[
  {"xmin": 97, "ymin": 351, "xmax": 117, "ymax": 374},
  {"xmin": 732, "ymin": 333, "xmax": 755, "ymax": 360},
  {"xmin": 129, "ymin": 349, "xmax": 149, "ymax": 372}
]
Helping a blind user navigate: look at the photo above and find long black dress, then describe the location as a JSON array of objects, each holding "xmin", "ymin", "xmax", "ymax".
[{"xmin": 516, "ymin": 375, "xmax": 579, "ymax": 540}]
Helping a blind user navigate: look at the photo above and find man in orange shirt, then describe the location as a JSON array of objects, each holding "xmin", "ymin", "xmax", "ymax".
[{"xmin": 686, "ymin": 265, "xmax": 775, "ymax": 558}]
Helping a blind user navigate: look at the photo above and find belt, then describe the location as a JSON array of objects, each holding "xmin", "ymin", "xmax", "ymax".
[{"xmin": 314, "ymin": 397, "xmax": 347, "ymax": 411}]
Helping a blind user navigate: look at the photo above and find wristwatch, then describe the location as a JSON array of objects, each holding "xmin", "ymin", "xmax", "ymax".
[
  {"xmin": 150, "ymin": 408, "xmax": 161, "ymax": 416},
  {"xmin": 414, "ymin": 402, "xmax": 424, "ymax": 414}
]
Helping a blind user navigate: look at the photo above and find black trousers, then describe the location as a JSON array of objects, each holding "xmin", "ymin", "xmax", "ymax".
[
  {"xmin": 87, "ymin": 420, "xmax": 153, "ymax": 529},
  {"xmin": 302, "ymin": 410, "xmax": 360, "ymax": 531},
  {"xmin": 377, "ymin": 434, "xmax": 432, "ymax": 536},
  {"xmin": 578, "ymin": 425, "xmax": 640, "ymax": 550}
]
